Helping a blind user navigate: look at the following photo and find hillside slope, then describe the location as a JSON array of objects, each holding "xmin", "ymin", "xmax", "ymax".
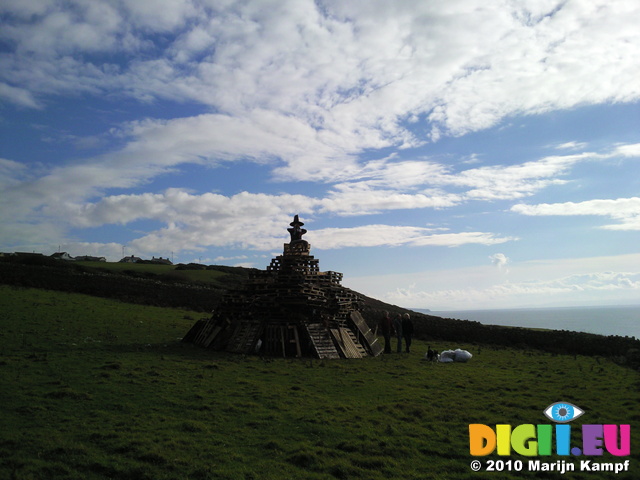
[{"xmin": 2, "ymin": 285, "xmax": 638, "ymax": 480}]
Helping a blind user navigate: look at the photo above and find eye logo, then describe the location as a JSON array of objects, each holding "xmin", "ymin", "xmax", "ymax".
[{"xmin": 543, "ymin": 402, "xmax": 584, "ymax": 423}]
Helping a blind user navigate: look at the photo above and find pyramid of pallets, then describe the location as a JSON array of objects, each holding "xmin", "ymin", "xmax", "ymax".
[{"xmin": 183, "ymin": 216, "xmax": 382, "ymax": 358}]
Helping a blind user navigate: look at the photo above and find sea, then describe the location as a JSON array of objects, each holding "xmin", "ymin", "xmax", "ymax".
[{"xmin": 427, "ymin": 305, "xmax": 640, "ymax": 340}]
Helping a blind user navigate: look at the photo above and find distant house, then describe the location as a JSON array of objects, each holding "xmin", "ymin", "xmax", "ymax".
[
  {"xmin": 75, "ymin": 255, "xmax": 106, "ymax": 262},
  {"xmin": 51, "ymin": 252, "xmax": 74, "ymax": 261},
  {"xmin": 150, "ymin": 256, "xmax": 173, "ymax": 265},
  {"xmin": 119, "ymin": 255, "xmax": 142, "ymax": 263}
]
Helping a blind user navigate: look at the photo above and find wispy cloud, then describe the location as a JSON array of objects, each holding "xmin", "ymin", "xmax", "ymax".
[
  {"xmin": 361, "ymin": 254, "xmax": 640, "ymax": 310},
  {"xmin": 1, "ymin": 138, "xmax": 636, "ymax": 253},
  {"xmin": 3, "ymin": 1, "xmax": 639, "ymax": 138},
  {"xmin": 386, "ymin": 271, "xmax": 640, "ymax": 310},
  {"xmin": 0, "ymin": 82, "xmax": 42, "ymax": 108},
  {"xmin": 554, "ymin": 141, "xmax": 588, "ymax": 151},
  {"xmin": 512, "ymin": 198, "xmax": 640, "ymax": 230},
  {"xmin": 310, "ymin": 226, "xmax": 516, "ymax": 250}
]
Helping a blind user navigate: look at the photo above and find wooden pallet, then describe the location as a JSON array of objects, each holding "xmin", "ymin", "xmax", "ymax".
[
  {"xmin": 192, "ymin": 319, "xmax": 223, "ymax": 347},
  {"xmin": 350, "ymin": 311, "xmax": 383, "ymax": 356},
  {"xmin": 305, "ymin": 323, "xmax": 340, "ymax": 359},
  {"xmin": 204, "ymin": 324, "xmax": 226, "ymax": 348},
  {"xmin": 182, "ymin": 319, "xmax": 206, "ymax": 344},
  {"xmin": 226, "ymin": 321, "xmax": 262, "ymax": 354},
  {"xmin": 263, "ymin": 324, "xmax": 303, "ymax": 357},
  {"xmin": 330, "ymin": 327, "xmax": 366, "ymax": 358}
]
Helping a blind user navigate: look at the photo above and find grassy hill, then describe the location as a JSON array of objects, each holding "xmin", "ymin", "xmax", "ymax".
[
  {"xmin": 1, "ymin": 285, "xmax": 638, "ymax": 479},
  {"xmin": 0, "ymin": 256, "xmax": 245, "ymax": 312}
]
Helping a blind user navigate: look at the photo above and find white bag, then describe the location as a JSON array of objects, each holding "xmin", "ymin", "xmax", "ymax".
[{"xmin": 438, "ymin": 349, "xmax": 472, "ymax": 363}]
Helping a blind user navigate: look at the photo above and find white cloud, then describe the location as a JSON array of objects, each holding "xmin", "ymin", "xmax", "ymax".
[
  {"xmin": 0, "ymin": 158, "xmax": 28, "ymax": 187},
  {"xmin": 512, "ymin": 197, "xmax": 640, "ymax": 230},
  {"xmin": 325, "ymin": 150, "xmax": 604, "ymax": 210},
  {"xmin": 213, "ymin": 254, "xmax": 249, "ymax": 262},
  {"xmin": 614, "ymin": 143, "xmax": 640, "ymax": 158},
  {"xmin": 52, "ymin": 189, "xmax": 318, "ymax": 254},
  {"xmin": 1, "ymin": 137, "xmax": 634, "ymax": 253},
  {"xmin": 310, "ymin": 225, "xmax": 515, "ymax": 250},
  {"xmin": 451, "ymin": 153, "xmax": 598, "ymax": 200},
  {"xmin": 490, "ymin": 253, "xmax": 509, "ymax": 269},
  {"xmin": 428, "ymin": 1, "xmax": 640, "ymax": 137},
  {"xmin": 319, "ymin": 183, "xmax": 461, "ymax": 216},
  {"xmin": 349, "ymin": 253, "xmax": 640, "ymax": 310},
  {"xmin": 318, "ymin": 149, "xmax": 614, "ymax": 215},
  {"xmin": 386, "ymin": 271, "xmax": 640, "ymax": 310},
  {"xmin": 2, "ymin": 0, "xmax": 638, "ymax": 146},
  {"xmin": 39, "ymin": 187, "xmax": 514, "ymax": 255},
  {"xmin": 0, "ymin": 82, "xmax": 41, "ymax": 108},
  {"xmin": 554, "ymin": 141, "xmax": 588, "ymax": 151}
]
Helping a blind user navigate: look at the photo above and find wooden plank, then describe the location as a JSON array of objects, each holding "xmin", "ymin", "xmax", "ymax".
[
  {"xmin": 350, "ymin": 311, "xmax": 384, "ymax": 357},
  {"xmin": 182, "ymin": 319, "xmax": 205, "ymax": 343},
  {"xmin": 342, "ymin": 328, "xmax": 366, "ymax": 354},
  {"xmin": 202, "ymin": 325, "xmax": 223, "ymax": 348},
  {"xmin": 292, "ymin": 325, "xmax": 302, "ymax": 357},
  {"xmin": 330, "ymin": 328, "xmax": 363, "ymax": 359},
  {"xmin": 263, "ymin": 325, "xmax": 282, "ymax": 356},
  {"xmin": 194, "ymin": 320, "xmax": 218, "ymax": 346}
]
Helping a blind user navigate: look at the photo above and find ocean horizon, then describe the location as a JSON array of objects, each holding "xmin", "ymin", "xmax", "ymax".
[{"xmin": 427, "ymin": 304, "xmax": 640, "ymax": 340}]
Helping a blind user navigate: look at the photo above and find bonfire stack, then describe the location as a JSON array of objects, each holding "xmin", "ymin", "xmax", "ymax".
[{"xmin": 183, "ymin": 216, "xmax": 382, "ymax": 358}]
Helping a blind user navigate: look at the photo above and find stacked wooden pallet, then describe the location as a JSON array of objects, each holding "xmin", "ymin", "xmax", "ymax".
[{"xmin": 184, "ymin": 231, "xmax": 380, "ymax": 358}]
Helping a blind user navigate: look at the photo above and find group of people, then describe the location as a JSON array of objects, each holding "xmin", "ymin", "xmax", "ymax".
[{"xmin": 379, "ymin": 311, "xmax": 414, "ymax": 354}]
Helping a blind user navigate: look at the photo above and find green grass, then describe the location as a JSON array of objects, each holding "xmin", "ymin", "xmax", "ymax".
[
  {"xmin": 1, "ymin": 285, "xmax": 639, "ymax": 479},
  {"xmin": 75, "ymin": 261, "xmax": 232, "ymax": 286},
  {"xmin": 76, "ymin": 261, "xmax": 179, "ymax": 275}
]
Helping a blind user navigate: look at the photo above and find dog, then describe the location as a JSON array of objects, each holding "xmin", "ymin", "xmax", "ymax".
[{"xmin": 426, "ymin": 346, "xmax": 439, "ymax": 362}]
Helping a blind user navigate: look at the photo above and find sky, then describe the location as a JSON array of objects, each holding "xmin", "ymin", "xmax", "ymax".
[{"xmin": 1, "ymin": 0, "xmax": 639, "ymax": 311}]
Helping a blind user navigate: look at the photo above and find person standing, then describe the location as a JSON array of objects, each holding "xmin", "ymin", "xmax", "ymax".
[
  {"xmin": 380, "ymin": 311, "xmax": 394, "ymax": 354},
  {"xmin": 393, "ymin": 313, "xmax": 403, "ymax": 353},
  {"xmin": 402, "ymin": 313, "xmax": 414, "ymax": 353}
]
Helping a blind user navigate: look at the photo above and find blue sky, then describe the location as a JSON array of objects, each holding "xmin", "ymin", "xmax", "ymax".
[{"xmin": 1, "ymin": 0, "xmax": 639, "ymax": 310}]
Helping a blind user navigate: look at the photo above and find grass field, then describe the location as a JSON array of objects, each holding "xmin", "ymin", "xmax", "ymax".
[
  {"xmin": 1, "ymin": 285, "xmax": 638, "ymax": 479},
  {"xmin": 75, "ymin": 261, "xmax": 233, "ymax": 286}
]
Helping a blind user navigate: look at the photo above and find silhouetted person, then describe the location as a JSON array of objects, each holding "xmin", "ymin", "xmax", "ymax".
[
  {"xmin": 380, "ymin": 311, "xmax": 394, "ymax": 354},
  {"xmin": 393, "ymin": 313, "xmax": 403, "ymax": 353},
  {"xmin": 402, "ymin": 313, "xmax": 414, "ymax": 353}
]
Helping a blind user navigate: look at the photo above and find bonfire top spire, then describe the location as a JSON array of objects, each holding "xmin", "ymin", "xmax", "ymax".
[{"xmin": 287, "ymin": 214, "xmax": 307, "ymax": 243}]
